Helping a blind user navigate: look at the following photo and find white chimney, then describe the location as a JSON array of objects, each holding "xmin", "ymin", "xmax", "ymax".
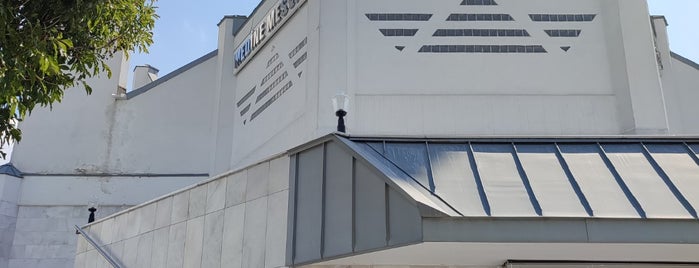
[
  {"xmin": 650, "ymin": 16, "xmax": 671, "ymax": 73},
  {"xmin": 132, "ymin": 64, "xmax": 159, "ymax": 90}
]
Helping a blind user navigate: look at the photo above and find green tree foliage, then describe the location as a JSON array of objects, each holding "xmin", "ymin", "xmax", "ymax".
[{"xmin": 0, "ymin": 0, "xmax": 157, "ymax": 158}]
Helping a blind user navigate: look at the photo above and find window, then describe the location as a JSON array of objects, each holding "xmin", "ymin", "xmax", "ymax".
[
  {"xmin": 530, "ymin": 14, "xmax": 596, "ymax": 22},
  {"xmin": 237, "ymin": 87, "xmax": 256, "ymax": 108},
  {"xmin": 433, "ymin": 29, "xmax": 530, "ymax": 37},
  {"xmin": 447, "ymin": 13, "xmax": 514, "ymax": 21},
  {"xmin": 257, "ymin": 71, "xmax": 288, "ymax": 103},
  {"xmin": 462, "ymin": 0, "xmax": 498, "ymax": 5},
  {"xmin": 251, "ymin": 81, "xmax": 293, "ymax": 121},
  {"xmin": 293, "ymin": 52, "xmax": 307, "ymax": 69},
  {"xmin": 545, "ymin": 29, "xmax": 582, "ymax": 37},
  {"xmin": 366, "ymin": 13, "xmax": 432, "ymax": 21},
  {"xmin": 260, "ymin": 62, "xmax": 284, "ymax": 87},
  {"xmin": 379, "ymin": 29, "xmax": 419, "ymax": 36},
  {"xmin": 419, "ymin": 45, "xmax": 547, "ymax": 53}
]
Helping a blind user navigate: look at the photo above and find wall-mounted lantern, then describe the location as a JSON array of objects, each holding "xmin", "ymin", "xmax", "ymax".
[{"xmin": 332, "ymin": 93, "xmax": 349, "ymax": 133}]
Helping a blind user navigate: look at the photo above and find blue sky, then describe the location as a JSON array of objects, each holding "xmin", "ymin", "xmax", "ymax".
[{"xmin": 128, "ymin": 0, "xmax": 699, "ymax": 79}]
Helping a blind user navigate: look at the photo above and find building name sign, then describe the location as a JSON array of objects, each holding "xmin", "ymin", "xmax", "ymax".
[{"xmin": 234, "ymin": 0, "xmax": 306, "ymax": 72}]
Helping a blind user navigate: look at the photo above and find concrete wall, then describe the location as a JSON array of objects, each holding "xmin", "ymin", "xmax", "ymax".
[
  {"xmin": 75, "ymin": 155, "xmax": 290, "ymax": 268},
  {"xmin": 112, "ymin": 55, "xmax": 217, "ymax": 174},
  {"xmin": 6, "ymin": 38, "xmax": 218, "ymax": 267},
  {"xmin": 8, "ymin": 206, "xmax": 128, "ymax": 268},
  {"xmin": 0, "ymin": 175, "xmax": 21, "ymax": 268},
  {"xmin": 349, "ymin": 0, "xmax": 620, "ymax": 135},
  {"xmin": 651, "ymin": 15, "xmax": 699, "ymax": 135},
  {"xmin": 344, "ymin": 0, "xmax": 667, "ymax": 135},
  {"xmin": 222, "ymin": 0, "xmax": 685, "ymax": 172},
  {"xmin": 224, "ymin": 1, "xmax": 320, "ymax": 170},
  {"xmin": 666, "ymin": 56, "xmax": 699, "ymax": 134},
  {"xmin": 10, "ymin": 48, "xmax": 216, "ymax": 180},
  {"xmin": 11, "ymin": 53, "xmax": 128, "ymax": 174}
]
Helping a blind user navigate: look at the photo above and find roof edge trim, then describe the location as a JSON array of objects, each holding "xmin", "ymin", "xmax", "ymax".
[
  {"xmin": 286, "ymin": 132, "xmax": 344, "ymax": 155},
  {"xmin": 423, "ymin": 217, "xmax": 699, "ymax": 244},
  {"xmin": 331, "ymin": 135, "xmax": 459, "ymax": 217},
  {"xmin": 288, "ymin": 133, "xmax": 456, "ymax": 217},
  {"xmin": 0, "ymin": 163, "xmax": 23, "ymax": 178},
  {"xmin": 671, "ymin": 52, "xmax": 699, "ymax": 71},
  {"xmin": 126, "ymin": 49, "xmax": 218, "ymax": 99},
  {"xmin": 346, "ymin": 135, "xmax": 699, "ymax": 143}
]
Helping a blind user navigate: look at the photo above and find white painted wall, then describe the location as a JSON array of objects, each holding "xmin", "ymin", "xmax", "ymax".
[
  {"xmin": 652, "ymin": 16, "xmax": 699, "ymax": 135},
  {"xmin": 209, "ymin": 18, "xmax": 240, "ymax": 176},
  {"xmin": 0, "ymin": 175, "xmax": 21, "ymax": 268},
  {"xmin": 663, "ymin": 56, "xmax": 699, "ymax": 135},
  {"xmin": 6, "ymin": 38, "xmax": 218, "ymax": 268},
  {"xmin": 11, "ymin": 53, "xmax": 127, "ymax": 175},
  {"xmin": 612, "ymin": 0, "xmax": 669, "ymax": 134},
  {"xmin": 112, "ymin": 57, "xmax": 217, "ymax": 174},
  {"xmin": 9, "ymin": 44, "xmax": 217, "ymax": 206},
  {"xmin": 226, "ymin": 1, "xmax": 319, "ymax": 169},
  {"xmin": 219, "ymin": 0, "xmax": 690, "ymax": 173},
  {"xmin": 341, "ymin": 0, "xmax": 665, "ymax": 135},
  {"xmin": 11, "ymin": 48, "xmax": 216, "ymax": 179}
]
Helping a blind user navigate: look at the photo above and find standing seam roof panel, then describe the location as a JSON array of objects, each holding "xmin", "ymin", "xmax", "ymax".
[
  {"xmin": 383, "ymin": 143, "xmax": 433, "ymax": 192},
  {"xmin": 645, "ymin": 144, "xmax": 699, "ymax": 217},
  {"xmin": 558, "ymin": 144, "xmax": 639, "ymax": 218},
  {"xmin": 428, "ymin": 144, "xmax": 488, "ymax": 216},
  {"xmin": 345, "ymin": 138, "xmax": 699, "ymax": 220},
  {"xmin": 472, "ymin": 144, "xmax": 537, "ymax": 217},
  {"xmin": 515, "ymin": 144, "xmax": 588, "ymax": 217},
  {"xmin": 689, "ymin": 144, "xmax": 699, "ymax": 161},
  {"xmin": 602, "ymin": 144, "xmax": 692, "ymax": 219},
  {"xmin": 348, "ymin": 141, "xmax": 461, "ymax": 216}
]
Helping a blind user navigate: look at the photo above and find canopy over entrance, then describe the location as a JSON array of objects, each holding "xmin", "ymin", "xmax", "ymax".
[{"xmin": 286, "ymin": 135, "xmax": 699, "ymax": 267}]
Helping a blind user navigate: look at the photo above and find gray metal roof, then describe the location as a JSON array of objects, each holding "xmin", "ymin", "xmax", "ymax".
[
  {"xmin": 287, "ymin": 135, "xmax": 699, "ymax": 266},
  {"xmin": 348, "ymin": 138, "xmax": 699, "ymax": 219},
  {"xmin": 0, "ymin": 163, "xmax": 23, "ymax": 178}
]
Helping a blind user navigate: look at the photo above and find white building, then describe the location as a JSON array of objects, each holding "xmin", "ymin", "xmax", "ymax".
[{"xmin": 1, "ymin": 0, "xmax": 699, "ymax": 267}]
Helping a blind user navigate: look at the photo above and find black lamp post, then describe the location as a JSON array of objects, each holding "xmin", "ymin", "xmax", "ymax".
[
  {"xmin": 333, "ymin": 94, "xmax": 349, "ymax": 133},
  {"xmin": 88, "ymin": 207, "xmax": 97, "ymax": 223},
  {"xmin": 76, "ymin": 206, "xmax": 98, "ymax": 234},
  {"xmin": 336, "ymin": 109, "xmax": 347, "ymax": 133}
]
